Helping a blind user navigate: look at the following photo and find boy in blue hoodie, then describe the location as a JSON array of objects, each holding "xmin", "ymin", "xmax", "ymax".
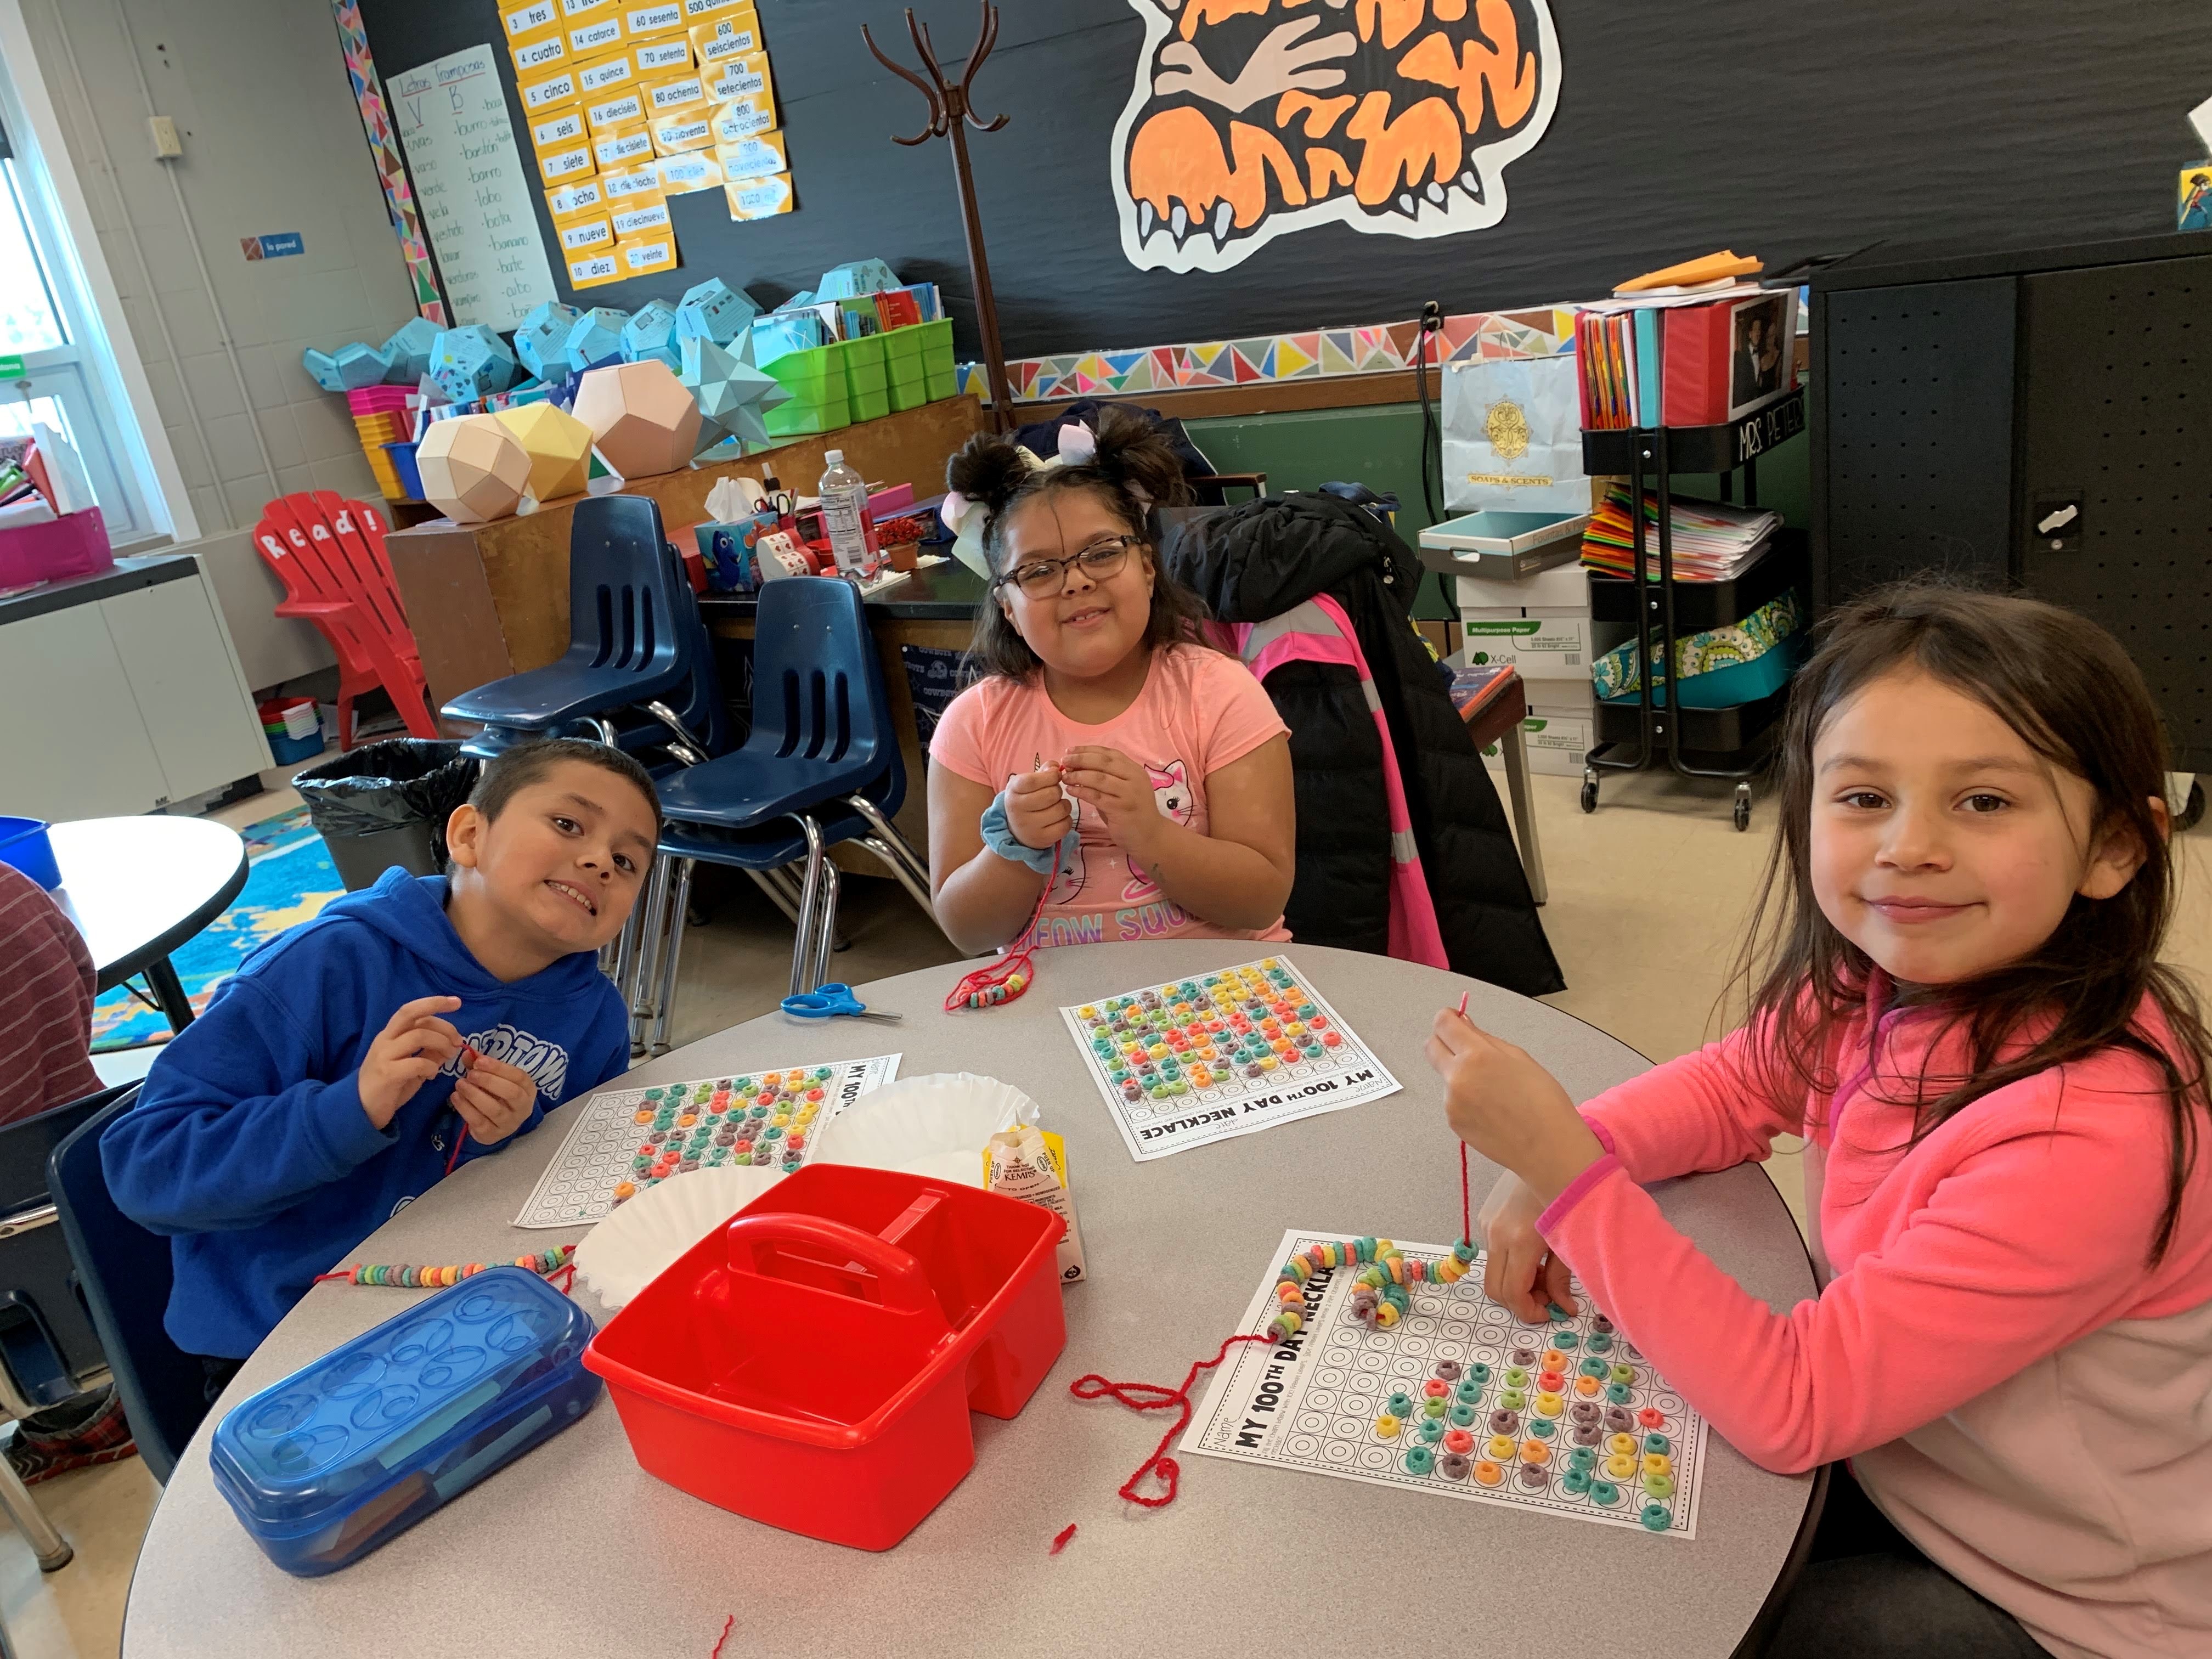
[{"xmin": 104, "ymin": 738, "xmax": 660, "ymax": 1369}]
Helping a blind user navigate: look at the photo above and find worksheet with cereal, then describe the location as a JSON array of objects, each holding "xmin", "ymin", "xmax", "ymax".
[{"xmin": 1059, "ymin": 957, "xmax": 1398, "ymax": 1161}]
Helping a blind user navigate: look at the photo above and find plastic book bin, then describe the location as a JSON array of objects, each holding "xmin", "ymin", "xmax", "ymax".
[
  {"xmin": 381, "ymin": 441, "xmax": 424, "ymax": 501},
  {"xmin": 209, "ymin": 1268, "xmax": 600, "ymax": 1576},
  {"xmin": 0, "ymin": 506, "xmax": 110, "ymax": 590},
  {"xmin": 0, "ymin": 817, "xmax": 60, "ymax": 890},
  {"xmin": 583, "ymin": 1163, "xmax": 1065, "ymax": 1550},
  {"xmin": 764, "ymin": 391, "xmax": 849, "ymax": 438}
]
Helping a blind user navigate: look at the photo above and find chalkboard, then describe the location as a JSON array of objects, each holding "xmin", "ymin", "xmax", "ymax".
[{"xmin": 352, "ymin": 0, "xmax": 2212, "ymax": 361}]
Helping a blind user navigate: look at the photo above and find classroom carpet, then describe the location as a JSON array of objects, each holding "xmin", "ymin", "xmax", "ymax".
[{"xmin": 89, "ymin": 806, "xmax": 344, "ymax": 1051}]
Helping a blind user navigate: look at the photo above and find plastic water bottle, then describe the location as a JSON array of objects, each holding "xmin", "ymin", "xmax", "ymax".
[{"xmin": 817, "ymin": 449, "xmax": 878, "ymax": 578}]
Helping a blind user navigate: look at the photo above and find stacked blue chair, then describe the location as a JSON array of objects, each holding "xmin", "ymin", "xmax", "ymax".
[
  {"xmin": 442, "ymin": 495, "xmax": 710, "ymax": 764},
  {"xmin": 635, "ymin": 575, "xmax": 936, "ymax": 1055}
]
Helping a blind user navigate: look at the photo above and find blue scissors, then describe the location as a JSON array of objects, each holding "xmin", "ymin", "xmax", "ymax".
[{"xmin": 779, "ymin": 983, "xmax": 902, "ymax": 1024}]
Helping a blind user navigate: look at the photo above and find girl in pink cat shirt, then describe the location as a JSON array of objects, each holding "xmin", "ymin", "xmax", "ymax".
[
  {"xmin": 1433, "ymin": 589, "xmax": 2210, "ymax": 1658},
  {"xmin": 928, "ymin": 409, "xmax": 1294, "ymax": 955}
]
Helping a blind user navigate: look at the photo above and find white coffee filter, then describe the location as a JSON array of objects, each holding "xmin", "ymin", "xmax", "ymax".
[
  {"xmin": 805, "ymin": 1072, "xmax": 1040, "ymax": 1188},
  {"xmin": 573, "ymin": 1165, "xmax": 784, "ymax": 1310}
]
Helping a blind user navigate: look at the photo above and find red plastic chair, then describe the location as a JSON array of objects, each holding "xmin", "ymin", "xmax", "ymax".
[{"xmin": 251, "ymin": 493, "xmax": 438, "ymax": 748}]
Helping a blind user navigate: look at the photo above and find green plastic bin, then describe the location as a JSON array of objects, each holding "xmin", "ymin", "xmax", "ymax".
[
  {"xmin": 765, "ymin": 344, "xmax": 838, "ymax": 401},
  {"xmin": 916, "ymin": 319, "xmax": 955, "ymax": 377},
  {"xmin": 764, "ymin": 390, "xmax": 850, "ymax": 437},
  {"xmin": 926, "ymin": 364, "xmax": 960, "ymax": 401}
]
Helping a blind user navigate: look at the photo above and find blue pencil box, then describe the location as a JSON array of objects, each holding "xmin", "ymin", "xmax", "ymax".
[{"xmin": 209, "ymin": 1267, "xmax": 599, "ymax": 1576}]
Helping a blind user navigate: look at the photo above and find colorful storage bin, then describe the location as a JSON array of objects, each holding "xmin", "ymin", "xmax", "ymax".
[
  {"xmin": 1592, "ymin": 590, "xmax": 1807, "ymax": 710},
  {"xmin": 346, "ymin": 386, "xmax": 415, "ymax": 502}
]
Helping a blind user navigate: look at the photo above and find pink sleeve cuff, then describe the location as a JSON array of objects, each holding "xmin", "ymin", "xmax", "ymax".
[
  {"xmin": 1582, "ymin": 1114, "xmax": 1618, "ymax": 1156},
  {"xmin": 1536, "ymin": 1153, "xmax": 1623, "ymax": 1236}
]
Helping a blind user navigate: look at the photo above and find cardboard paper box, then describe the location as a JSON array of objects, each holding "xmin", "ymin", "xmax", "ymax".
[
  {"xmin": 1454, "ymin": 559, "xmax": 1590, "ymax": 613},
  {"xmin": 1458, "ymin": 609, "xmax": 1593, "ymax": 680},
  {"xmin": 1472, "ymin": 708, "xmax": 1592, "ymax": 776}
]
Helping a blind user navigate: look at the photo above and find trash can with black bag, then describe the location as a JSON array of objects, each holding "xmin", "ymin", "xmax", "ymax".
[{"xmin": 295, "ymin": 741, "xmax": 481, "ymax": 891}]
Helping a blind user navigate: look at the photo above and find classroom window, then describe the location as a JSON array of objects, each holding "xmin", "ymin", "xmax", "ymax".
[{"xmin": 0, "ymin": 61, "xmax": 155, "ymax": 544}]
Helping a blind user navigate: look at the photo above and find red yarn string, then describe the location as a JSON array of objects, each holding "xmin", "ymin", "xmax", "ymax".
[
  {"xmin": 1455, "ymin": 989, "xmax": 1472, "ymax": 1246},
  {"xmin": 1048, "ymin": 1522, "xmax": 1077, "ymax": 1555},
  {"xmin": 1069, "ymin": 1333, "xmax": 1278, "ymax": 1508},
  {"xmin": 708, "ymin": 1614, "xmax": 735, "ymax": 1658},
  {"xmin": 944, "ymin": 843, "xmax": 1062, "ymax": 1013}
]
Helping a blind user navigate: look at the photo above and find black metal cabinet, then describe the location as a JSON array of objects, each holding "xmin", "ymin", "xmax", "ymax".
[{"xmin": 1809, "ymin": 233, "xmax": 2209, "ymax": 772}]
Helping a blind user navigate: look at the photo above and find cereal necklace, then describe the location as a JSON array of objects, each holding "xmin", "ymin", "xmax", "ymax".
[{"xmin": 315, "ymin": 1244, "xmax": 574, "ymax": 1289}]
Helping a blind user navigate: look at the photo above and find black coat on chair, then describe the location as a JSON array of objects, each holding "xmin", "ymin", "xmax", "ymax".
[{"xmin": 1161, "ymin": 494, "xmax": 1564, "ymax": 997}]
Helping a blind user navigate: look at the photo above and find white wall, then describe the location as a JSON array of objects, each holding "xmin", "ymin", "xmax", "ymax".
[{"xmin": 15, "ymin": 0, "xmax": 422, "ymax": 689}]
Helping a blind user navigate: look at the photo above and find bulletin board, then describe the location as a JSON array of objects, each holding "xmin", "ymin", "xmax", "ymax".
[{"xmin": 349, "ymin": 0, "xmax": 2212, "ymax": 362}]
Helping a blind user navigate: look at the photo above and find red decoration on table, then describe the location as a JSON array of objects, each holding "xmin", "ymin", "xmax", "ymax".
[{"xmin": 1069, "ymin": 1333, "xmax": 1278, "ymax": 1509}]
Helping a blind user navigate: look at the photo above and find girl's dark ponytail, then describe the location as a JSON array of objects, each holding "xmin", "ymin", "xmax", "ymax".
[{"xmin": 952, "ymin": 405, "xmax": 1209, "ymax": 681}]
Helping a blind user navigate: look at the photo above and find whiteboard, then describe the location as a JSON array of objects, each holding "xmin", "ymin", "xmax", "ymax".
[{"xmin": 386, "ymin": 43, "xmax": 557, "ymax": 331}]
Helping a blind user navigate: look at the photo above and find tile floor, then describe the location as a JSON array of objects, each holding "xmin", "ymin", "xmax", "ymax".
[{"xmin": 8, "ymin": 764, "xmax": 2208, "ymax": 1657}]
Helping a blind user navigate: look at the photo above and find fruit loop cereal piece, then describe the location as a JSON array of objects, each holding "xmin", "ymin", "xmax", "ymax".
[{"xmin": 1474, "ymin": 1460, "xmax": 1504, "ymax": 1487}]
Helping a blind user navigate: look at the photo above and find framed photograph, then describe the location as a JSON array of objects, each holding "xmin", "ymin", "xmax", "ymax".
[{"xmin": 1727, "ymin": 288, "xmax": 1797, "ymax": 418}]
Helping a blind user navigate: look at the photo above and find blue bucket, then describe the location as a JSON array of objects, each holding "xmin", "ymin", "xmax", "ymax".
[
  {"xmin": 382, "ymin": 441, "xmax": 425, "ymax": 502},
  {"xmin": 0, "ymin": 816, "xmax": 61, "ymax": 890}
]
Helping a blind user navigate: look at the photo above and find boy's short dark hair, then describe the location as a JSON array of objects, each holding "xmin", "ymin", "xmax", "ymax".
[{"xmin": 470, "ymin": 739, "xmax": 662, "ymax": 835}]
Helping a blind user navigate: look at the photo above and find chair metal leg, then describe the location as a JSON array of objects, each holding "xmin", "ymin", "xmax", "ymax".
[
  {"xmin": 787, "ymin": 817, "xmax": 827, "ymax": 998},
  {"xmin": 1500, "ymin": 719, "xmax": 1548, "ymax": 906},
  {"xmin": 629, "ymin": 857, "xmax": 674, "ymax": 1049},
  {"xmin": 845, "ymin": 795, "xmax": 931, "ymax": 890},
  {"xmin": 855, "ymin": 836, "xmax": 940, "ymax": 924},
  {"xmin": 845, "ymin": 796, "xmax": 950, "ymax": 941},
  {"xmin": 611, "ymin": 891, "xmax": 646, "ymax": 999},
  {"xmin": 761, "ymin": 862, "xmax": 849, "ymax": 951},
  {"xmin": 744, "ymin": 866, "xmax": 805, "ymax": 929},
  {"xmin": 808, "ymin": 859, "xmax": 840, "ymax": 990},
  {"xmin": 0, "ymin": 1442, "xmax": 70, "ymax": 1571},
  {"xmin": 648, "ymin": 858, "xmax": 696, "ymax": 1057}
]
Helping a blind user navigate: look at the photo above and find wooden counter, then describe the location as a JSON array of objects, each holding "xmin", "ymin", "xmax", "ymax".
[{"xmin": 386, "ymin": 393, "xmax": 989, "ymax": 713}]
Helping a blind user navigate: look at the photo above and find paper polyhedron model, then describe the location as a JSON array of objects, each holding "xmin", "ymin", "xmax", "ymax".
[
  {"xmin": 673, "ymin": 278, "xmax": 758, "ymax": 347},
  {"xmin": 679, "ymin": 334, "xmax": 789, "ymax": 453},
  {"xmin": 428, "ymin": 326, "xmax": 520, "ymax": 404},
  {"xmin": 514, "ymin": 302, "xmax": 583, "ymax": 381},
  {"xmin": 572, "ymin": 359, "xmax": 702, "ymax": 479},
  {"xmin": 380, "ymin": 318, "xmax": 439, "ymax": 386},
  {"xmin": 302, "ymin": 342, "xmax": 391, "ymax": 393},
  {"xmin": 493, "ymin": 402, "xmax": 595, "ymax": 504},
  {"xmin": 564, "ymin": 307, "xmax": 631, "ymax": 374},
  {"xmin": 622, "ymin": 300, "xmax": 681, "ymax": 371},
  {"xmin": 415, "ymin": 414, "xmax": 531, "ymax": 523}
]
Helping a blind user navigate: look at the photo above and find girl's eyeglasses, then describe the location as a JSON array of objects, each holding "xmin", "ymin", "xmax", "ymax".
[{"xmin": 995, "ymin": 534, "xmax": 1143, "ymax": 599}]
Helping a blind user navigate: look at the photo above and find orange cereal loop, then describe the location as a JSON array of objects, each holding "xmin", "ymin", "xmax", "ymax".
[
  {"xmin": 1542, "ymin": 1348, "xmax": 1568, "ymax": 1371},
  {"xmin": 1519, "ymin": 1439, "xmax": 1550, "ymax": 1465},
  {"xmin": 613, "ymin": 1181, "xmax": 636, "ymax": 1200},
  {"xmin": 1474, "ymin": 1459, "xmax": 1504, "ymax": 1486},
  {"xmin": 633, "ymin": 1109, "xmax": 654, "ymax": 1125}
]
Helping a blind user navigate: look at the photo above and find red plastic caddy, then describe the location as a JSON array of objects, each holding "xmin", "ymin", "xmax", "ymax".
[{"xmin": 583, "ymin": 1163, "xmax": 1066, "ymax": 1549}]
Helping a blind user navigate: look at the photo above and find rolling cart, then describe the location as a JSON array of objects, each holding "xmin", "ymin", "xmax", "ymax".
[{"xmin": 1577, "ymin": 387, "xmax": 1807, "ymax": 831}]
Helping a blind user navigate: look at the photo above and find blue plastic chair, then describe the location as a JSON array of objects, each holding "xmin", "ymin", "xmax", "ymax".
[
  {"xmin": 442, "ymin": 495, "xmax": 699, "ymax": 752},
  {"xmin": 630, "ymin": 577, "xmax": 936, "ymax": 1052},
  {"xmin": 48, "ymin": 1090, "xmax": 212, "ymax": 1485},
  {"xmin": 459, "ymin": 537, "xmax": 730, "ymax": 768},
  {"xmin": 0, "ymin": 1086, "xmax": 129, "ymax": 1419}
]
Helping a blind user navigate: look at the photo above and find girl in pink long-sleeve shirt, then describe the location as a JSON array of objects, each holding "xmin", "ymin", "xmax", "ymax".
[{"xmin": 1430, "ymin": 588, "xmax": 2211, "ymax": 1659}]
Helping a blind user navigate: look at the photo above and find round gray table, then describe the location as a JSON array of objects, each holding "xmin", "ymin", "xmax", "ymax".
[
  {"xmin": 122, "ymin": 943, "xmax": 1818, "ymax": 1659},
  {"xmin": 49, "ymin": 816, "xmax": 247, "ymax": 1031}
]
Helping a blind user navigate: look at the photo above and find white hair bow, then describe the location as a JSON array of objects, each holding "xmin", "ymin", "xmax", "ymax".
[{"xmin": 942, "ymin": 423, "xmax": 1104, "ymax": 575}]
